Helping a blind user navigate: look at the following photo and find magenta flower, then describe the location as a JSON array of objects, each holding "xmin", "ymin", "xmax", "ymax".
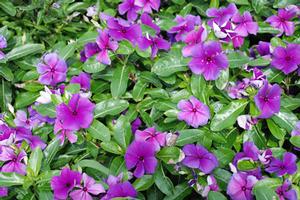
[
  {"xmin": 96, "ymin": 29, "xmax": 119, "ymax": 65},
  {"xmin": 107, "ymin": 18, "xmax": 142, "ymax": 44},
  {"xmin": 177, "ymin": 96, "xmax": 210, "ymax": 128},
  {"xmin": 168, "ymin": 15, "xmax": 201, "ymax": 41},
  {"xmin": 125, "ymin": 140, "xmax": 157, "ymax": 178},
  {"xmin": 0, "ymin": 124, "xmax": 14, "ymax": 145},
  {"xmin": 70, "ymin": 173, "xmax": 105, "ymax": 200},
  {"xmin": 206, "ymin": 3, "xmax": 237, "ymax": 26},
  {"xmin": 14, "ymin": 127, "xmax": 46, "ymax": 150},
  {"xmin": 0, "ymin": 187, "xmax": 8, "ymax": 197},
  {"xmin": 118, "ymin": 0, "xmax": 141, "ymax": 21},
  {"xmin": 182, "ymin": 144, "xmax": 218, "ymax": 174},
  {"xmin": 51, "ymin": 168, "xmax": 82, "ymax": 199},
  {"xmin": 14, "ymin": 110, "xmax": 38, "ymax": 130},
  {"xmin": 232, "ymin": 11, "xmax": 258, "ymax": 37},
  {"xmin": 182, "ymin": 26, "xmax": 207, "ymax": 57},
  {"xmin": 188, "ymin": 41, "xmax": 228, "ymax": 80},
  {"xmin": 233, "ymin": 142, "xmax": 259, "ymax": 166},
  {"xmin": 81, "ymin": 42, "xmax": 100, "ymax": 62},
  {"xmin": 265, "ymin": 152, "xmax": 297, "ymax": 176},
  {"xmin": 271, "ymin": 44, "xmax": 300, "ymax": 74},
  {"xmin": 141, "ymin": 13, "xmax": 160, "ymax": 33},
  {"xmin": 135, "ymin": 0, "xmax": 160, "ymax": 13},
  {"xmin": 0, "ymin": 147, "xmax": 27, "ymax": 175},
  {"xmin": 54, "ymin": 119, "xmax": 77, "ymax": 144},
  {"xmin": 276, "ymin": 180, "xmax": 297, "ymax": 200},
  {"xmin": 137, "ymin": 35, "xmax": 170, "ymax": 58},
  {"xmin": 227, "ymin": 172, "xmax": 258, "ymax": 200},
  {"xmin": 257, "ymin": 41, "xmax": 271, "ymax": 56},
  {"xmin": 258, "ymin": 149, "xmax": 273, "ymax": 165},
  {"xmin": 103, "ymin": 181, "xmax": 137, "ymax": 200},
  {"xmin": 0, "ymin": 35, "xmax": 7, "ymax": 60},
  {"xmin": 131, "ymin": 117, "xmax": 142, "ymax": 134},
  {"xmin": 266, "ymin": 8, "xmax": 296, "ymax": 36},
  {"xmin": 135, "ymin": 127, "xmax": 166, "ymax": 151},
  {"xmin": 56, "ymin": 94, "xmax": 95, "ymax": 131},
  {"xmin": 254, "ymin": 81, "xmax": 281, "ymax": 119},
  {"xmin": 37, "ymin": 53, "xmax": 68, "ymax": 86},
  {"xmin": 70, "ymin": 72, "xmax": 91, "ymax": 91}
]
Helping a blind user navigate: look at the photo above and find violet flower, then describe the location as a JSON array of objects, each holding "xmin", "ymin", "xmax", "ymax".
[
  {"xmin": 96, "ymin": 29, "xmax": 119, "ymax": 65},
  {"xmin": 0, "ymin": 35, "xmax": 7, "ymax": 60},
  {"xmin": 206, "ymin": 3, "xmax": 237, "ymax": 26},
  {"xmin": 233, "ymin": 142, "xmax": 259, "ymax": 166},
  {"xmin": 227, "ymin": 172, "xmax": 258, "ymax": 200},
  {"xmin": 266, "ymin": 8, "xmax": 296, "ymax": 36},
  {"xmin": 125, "ymin": 140, "xmax": 157, "ymax": 178},
  {"xmin": 56, "ymin": 94, "xmax": 95, "ymax": 131},
  {"xmin": 84, "ymin": 42, "xmax": 100, "ymax": 60},
  {"xmin": 227, "ymin": 80, "xmax": 249, "ymax": 99},
  {"xmin": 135, "ymin": 0, "xmax": 160, "ymax": 13},
  {"xmin": 257, "ymin": 41, "xmax": 271, "ymax": 57},
  {"xmin": 258, "ymin": 149, "xmax": 273, "ymax": 165},
  {"xmin": 271, "ymin": 43, "xmax": 300, "ymax": 75},
  {"xmin": 51, "ymin": 168, "xmax": 82, "ymax": 199},
  {"xmin": 0, "ymin": 187, "xmax": 8, "ymax": 197},
  {"xmin": 237, "ymin": 115, "xmax": 258, "ymax": 130},
  {"xmin": 141, "ymin": 13, "xmax": 160, "ymax": 34},
  {"xmin": 118, "ymin": 0, "xmax": 141, "ymax": 21},
  {"xmin": 0, "ymin": 124, "xmax": 14, "ymax": 145},
  {"xmin": 137, "ymin": 35, "xmax": 170, "ymax": 58},
  {"xmin": 106, "ymin": 18, "xmax": 142, "ymax": 44},
  {"xmin": 177, "ymin": 96, "xmax": 210, "ymax": 128},
  {"xmin": 276, "ymin": 179, "xmax": 297, "ymax": 200},
  {"xmin": 232, "ymin": 11, "xmax": 258, "ymax": 37},
  {"xmin": 103, "ymin": 181, "xmax": 137, "ymax": 200},
  {"xmin": 135, "ymin": 127, "xmax": 166, "ymax": 151},
  {"xmin": 70, "ymin": 173, "xmax": 105, "ymax": 200},
  {"xmin": 0, "ymin": 147, "xmax": 27, "ymax": 175},
  {"xmin": 265, "ymin": 152, "xmax": 297, "ymax": 176},
  {"xmin": 168, "ymin": 15, "xmax": 201, "ymax": 41},
  {"xmin": 254, "ymin": 80, "xmax": 281, "ymax": 119},
  {"xmin": 182, "ymin": 26, "xmax": 207, "ymax": 57},
  {"xmin": 14, "ymin": 127, "xmax": 46, "ymax": 150},
  {"xmin": 70, "ymin": 72, "xmax": 91, "ymax": 91},
  {"xmin": 182, "ymin": 144, "xmax": 218, "ymax": 174},
  {"xmin": 291, "ymin": 122, "xmax": 300, "ymax": 150},
  {"xmin": 37, "ymin": 53, "xmax": 68, "ymax": 86},
  {"xmin": 106, "ymin": 173, "xmax": 123, "ymax": 187},
  {"xmin": 188, "ymin": 41, "xmax": 228, "ymax": 80},
  {"xmin": 14, "ymin": 110, "xmax": 38, "ymax": 130},
  {"xmin": 54, "ymin": 119, "xmax": 77, "ymax": 144},
  {"xmin": 131, "ymin": 117, "xmax": 142, "ymax": 134}
]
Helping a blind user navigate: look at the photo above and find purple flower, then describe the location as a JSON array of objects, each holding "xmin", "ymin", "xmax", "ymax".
[
  {"xmin": 37, "ymin": 53, "xmax": 68, "ymax": 86},
  {"xmin": 135, "ymin": 127, "xmax": 166, "ymax": 151},
  {"xmin": 266, "ymin": 8, "xmax": 296, "ymax": 36},
  {"xmin": 141, "ymin": 13, "xmax": 160, "ymax": 33},
  {"xmin": 177, "ymin": 96, "xmax": 210, "ymax": 128},
  {"xmin": 106, "ymin": 18, "xmax": 142, "ymax": 44},
  {"xmin": 168, "ymin": 15, "xmax": 201, "ymax": 41},
  {"xmin": 276, "ymin": 180, "xmax": 297, "ymax": 200},
  {"xmin": 118, "ymin": 0, "xmax": 141, "ymax": 21},
  {"xmin": 182, "ymin": 26, "xmax": 207, "ymax": 57},
  {"xmin": 0, "ymin": 147, "xmax": 27, "ymax": 175},
  {"xmin": 227, "ymin": 172, "xmax": 258, "ymax": 200},
  {"xmin": 254, "ymin": 81, "xmax": 281, "ymax": 119},
  {"xmin": 137, "ymin": 35, "xmax": 170, "ymax": 58},
  {"xmin": 56, "ymin": 94, "xmax": 95, "ymax": 131},
  {"xmin": 135, "ymin": 0, "xmax": 160, "ymax": 13},
  {"xmin": 103, "ymin": 181, "xmax": 137, "ymax": 200},
  {"xmin": 131, "ymin": 117, "xmax": 142, "ymax": 133},
  {"xmin": 96, "ymin": 29, "xmax": 119, "ymax": 65},
  {"xmin": 14, "ymin": 110, "xmax": 38, "ymax": 130},
  {"xmin": 257, "ymin": 41, "xmax": 271, "ymax": 57},
  {"xmin": 14, "ymin": 127, "xmax": 46, "ymax": 150},
  {"xmin": 258, "ymin": 149, "xmax": 273, "ymax": 165},
  {"xmin": 54, "ymin": 119, "xmax": 77, "ymax": 144},
  {"xmin": 106, "ymin": 173, "xmax": 123, "ymax": 187},
  {"xmin": 86, "ymin": 5, "xmax": 97, "ymax": 17},
  {"xmin": 0, "ymin": 35, "xmax": 7, "ymax": 60},
  {"xmin": 188, "ymin": 41, "xmax": 228, "ymax": 80},
  {"xmin": 233, "ymin": 142, "xmax": 259, "ymax": 166},
  {"xmin": 291, "ymin": 122, "xmax": 300, "ymax": 150},
  {"xmin": 84, "ymin": 42, "xmax": 100, "ymax": 59},
  {"xmin": 206, "ymin": 3, "xmax": 237, "ymax": 26},
  {"xmin": 70, "ymin": 173, "xmax": 105, "ymax": 200},
  {"xmin": 237, "ymin": 115, "xmax": 258, "ymax": 130},
  {"xmin": 265, "ymin": 152, "xmax": 297, "ymax": 176},
  {"xmin": 70, "ymin": 72, "xmax": 91, "ymax": 91},
  {"xmin": 182, "ymin": 144, "xmax": 218, "ymax": 174},
  {"xmin": 271, "ymin": 44, "xmax": 300, "ymax": 74},
  {"xmin": 0, "ymin": 124, "xmax": 14, "ymax": 145},
  {"xmin": 125, "ymin": 140, "xmax": 157, "ymax": 178},
  {"xmin": 0, "ymin": 187, "xmax": 8, "ymax": 197},
  {"xmin": 232, "ymin": 11, "xmax": 258, "ymax": 37},
  {"xmin": 51, "ymin": 168, "xmax": 82, "ymax": 199},
  {"xmin": 228, "ymin": 80, "xmax": 249, "ymax": 99}
]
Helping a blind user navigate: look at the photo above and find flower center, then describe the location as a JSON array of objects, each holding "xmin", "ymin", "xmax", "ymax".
[
  {"xmin": 280, "ymin": 165, "xmax": 285, "ymax": 170},
  {"xmin": 138, "ymin": 156, "xmax": 144, "ymax": 161},
  {"xmin": 263, "ymin": 96, "xmax": 269, "ymax": 102},
  {"xmin": 12, "ymin": 158, "xmax": 17, "ymax": 162},
  {"xmin": 206, "ymin": 57, "xmax": 212, "ymax": 63},
  {"xmin": 50, "ymin": 68, "xmax": 55, "ymax": 73},
  {"xmin": 280, "ymin": 18, "xmax": 286, "ymax": 22},
  {"xmin": 83, "ymin": 187, "xmax": 88, "ymax": 192},
  {"xmin": 121, "ymin": 29, "xmax": 126, "ymax": 34},
  {"xmin": 192, "ymin": 108, "xmax": 197, "ymax": 113},
  {"xmin": 285, "ymin": 56, "xmax": 291, "ymax": 61},
  {"xmin": 25, "ymin": 119, "xmax": 30, "ymax": 124},
  {"xmin": 279, "ymin": 191, "xmax": 284, "ymax": 196},
  {"xmin": 72, "ymin": 111, "xmax": 77, "ymax": 116},
  {"xmin": 241, "ymin": 186, "xmax": 247, "ymax": 191},
  {"xmin": 65, "ymin": 183, "xmax": 71, "ymax": 188}
]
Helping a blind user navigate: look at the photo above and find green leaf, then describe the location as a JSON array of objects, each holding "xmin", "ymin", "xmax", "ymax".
[
  {"xmin": 116, "ymin": 40, "xmax": 134, "ymax": 55},
  {"xmin": 227, "ymin": 0, "xmax": 249, "ymax": 5},
  {"xmin": 101, "ymin": 141, "xmax": 123, "ymax": 155},
  {"xmin": 77, "ymin": 31, "xmax": 98, "ymax": 46},
  {"xmin": 94, "ymin": 99, "xmax": 129, "ymax": 118},
  {"xmin": 132, "ymin": 80, "xmax": 147, "ymax": 101},
  {"xmin": 113, "ymin": 115, "xmax": 132, "ymax": 149},
  {"xmin": 76, "ymin": 159, "xmax": 110, "ymax": 176},
  {"xmin": 227, "ymin": 52, "xmax": 250, "ymax": 68},
  {"xmin": 0, "ymin": 0, "xmax": 16, "ymax": 16},
  {"xmin": 213, "ymin": 168, "xmax": 232, "ymax": 190},
  {"xmin": 215, "ymin": 68, "xmax": 229, "ymax": 90},
  {"xmin": 191, "ymin": 74, "xmax": 208, "ymax": 104},
  {"xmin": 237, "ymin": 159, "xmax": 257, "ymax": 171},
  {"xmin": 213, "ymin": 147, "xmax": 235, "ymax": 167},
  {"xmin": 0, "ymin": 79, "xmax": 12, "ymax": 111},
  {"xmin": 253, "ymin": 185, "xmax": 278, "ymax": 200},
  {"xmin": 133, "ymin": 175, "xmax": 154, "ymax": 191},
  {"xmin": 272, "ymin": 109, "xmax": 298, "ymax": 132},
  {"xmin": 83, "ymin": 56, "xmax": 106, "ymax": 73},
  {"xmin": 210, "ymin": 100, "xmax": 248, "ymax": 131},
  {"xmin": 254, "ymin": 178, "xmax": 281, "ymax": 189},
  {"xmin": 154, "ymin": 163, "xmax": 174, "ymax": 196},
  {"xmin": 176, "ymin": 129, "xmax": 208, "ymax": 146},
  {"xmin": 15, "ymin": 92, "xmax": 39, "ymax": 109},
  {"xmin": 248, "ymin": 57, "xmax": 271, "ymax": 66},
  {"xmin": 208, "ymin": 191, "xmax": 227, "ymax": 200},
  {"xmin": 157, "ymin": 147, "xmax": 183, "ymax": 164},
  {"xmin": 258, "ymin": 22, "xmax": 281, "ymax": 34},
  {"xmin": 0, "ymin": 172, "xmax": 24, "ymax": 187},
  {"xmin": 59, "ymin": 43, "xmax": 76, "ymax": 60},
  {"xmin": 44, "ymin": 139, "xmax": 61, "ymax": 166},
  {"xmin": 163, "ymin": 183, "xmax": 192, "ymax": 200},
  {"xmin": 290, "ymin": 136, "xmax": 300, "ymax": 148},
  {"xmin": 111, "ymin": 65, "xmax": 129, "ymax": 98},
  {"xmin": 267, "ymin": 119, "xmax": 286, "ymax": 140},
  {"xmin": 33, "ymin": 103, "xmax": 56, "ymax": 118},
  {"xmin": 110, "ymin": 156, "xmax": 127, "ymax": 175},
  {"xmin": 88, "ymin": 120, "xmax": 111, "ymax": 142},
  {"xmin": 6, "ymin": 44, "xmax": 44, "ymax": 61},
  {"xmin": 245, "ymin": 126, "xmax": 267, "ymax": 149},
  {"xmin": 0, "ymin": 65, "xmax": 14, "ymax": 81},
  {"xmin": 180, "ymin": 3, "xmax": 193, "ymax": 16},
  {"xmin": 252, "ymin": 0, "xmax": 268, "ymax": 14},
  {"xmin": 27, "ymin": 147, "xmax": 43, "ymax": 176}
]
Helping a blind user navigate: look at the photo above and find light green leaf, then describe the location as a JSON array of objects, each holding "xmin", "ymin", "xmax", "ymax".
[
  {"xmin": 111, "ymin": 65, "xmax": 129, "ymax": 98},
  {"xmin": 6, "ymin": 44, "xmax": 44, "ymax": 61},
  {"xmin": 76, "ymin": 159, "xmax": 110, "ymax": 176},
  {"xmin": 88, "ymin": 120, "xmax": 111, "ymax": 142},
  {"xmin": 94, "ymin": 99, "xmax": 129, "ymax": 118},
  {"xmin": 27, "ymin": 147, "xmax": 43, "ymax": 176}
]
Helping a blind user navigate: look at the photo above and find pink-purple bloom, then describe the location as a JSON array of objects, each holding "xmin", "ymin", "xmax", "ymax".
[
  {"xmin": 96, "ymin": 29, "xmax": 119, "ymax": 65},
  {"xmin": 103, "ymin": 181, "xmax": 137, "ymax": 200},
  {"xmin": 254, "ymin": 81, "xmax": 281, "ymax": 119},
  {"xmin": 141, "ymin": 13, "xmax": 160, "ymax": 33},
  {"xmin": 188, "ymin": 41, "xmax": 228, "ymax": 80},
  {"xmin": 177, "ymin": 96, "xmax": 210, "ymax": 128},
  {"xmin": 0, "ymin": 147, "xmax": 27, "ymax": 175},
  {"xmin": 271, "ymin": 43, "xmax": 300, "ymax": 75},
  {"xmin": 135, "ymin": 127, "xmax": 166, "ymax": 151},
  {"xmin": 135, "ymin": 0, "xmax": 160, "ymax": 13},
  {"xmin": 37, "ymin": 53, "xmax": 68, "ymax": 86},
  {"xmin": 182, "ymin": 26, "xmax": 207, "ymax": 57},
  {"xmin": 0, "ymin": 187, "xmax": 8, "ymax": 197},
  {"xmin": 137, "ymin": 35, "xmax": 170, "ymax": 58},
  {"xmin": 82, "ymin": 42, "xmax": 100, "ymax": 61},
  {"xmin": 233, "ymin": 142, "xmax": 259, "ymax": 166},
  {"xmin": 51, "ymin": 168, "xmax": 82, "ymax": 199},
  {"xmin": 276, "ymin": 179, "xmax": 297, "ymax": 200},
  {"xmin": 257, "ymin": 41, "xmax": 271, "ymax": 57},
  {"xmin": 56, "ymin": 94, "xmax": 95, "ymax": 131},
  {"xmin": 14, "ymin": 127, "xmax": 46, "ymax": 150},
  {"xmin": 125, "ymin": 140, "xmax": 157, "ymax": 178},
  {"xmin": 182, "ymin": 144, "xmax": 218, "ymax": 174},
  {"xmin": 14, "ymin": 110, "xmax": 38, "ymax": 130},
  {"xmin": 206, "ymin": 3, "xmax": 237, "ymax": 26},
  {"xmin": 0, "ymin": 35, "xmax": 7, "ymax": 60},
  {"xmin": 70, "ymin": 72, "xmax": 91, "ymax": 91},
  {"xmin": 227, "ymin": 172, "xmax": 258, "ymax": 200},
  {"xmin": 54, "ymin": 119, "xmax": 77, "ymax": 144},
  {"xmin": 232, "ymin": 11, "xmax": 258, "ymax": 37},
  {"xmin": 265, "ymin": 152, "xmax": 297, "ymax": 176},
  {"xmin": 118, "ymin": 0, "xmax": 141, "ymax": 21}
]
